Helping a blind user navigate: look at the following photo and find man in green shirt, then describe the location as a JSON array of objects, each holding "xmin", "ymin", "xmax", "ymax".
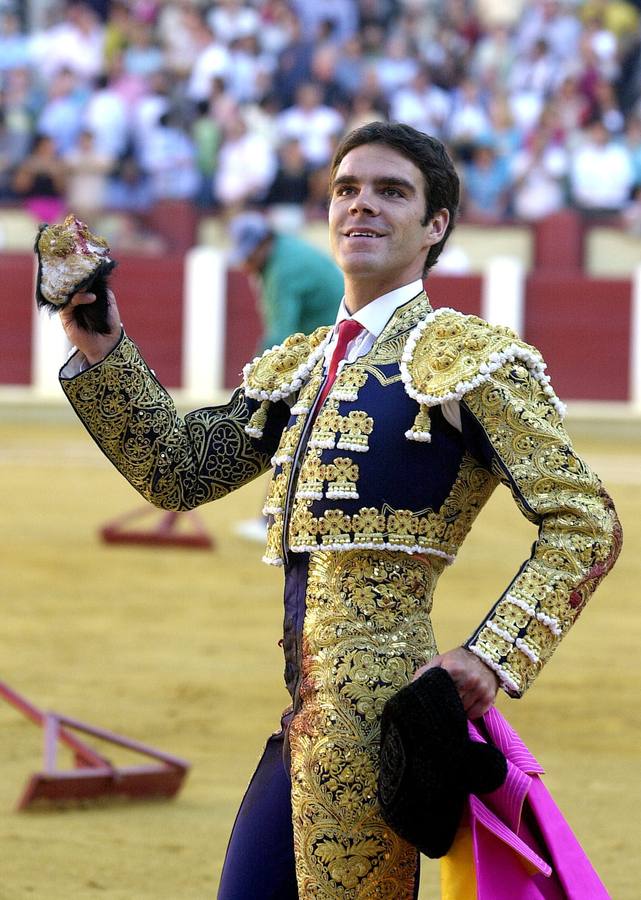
[{"xmin": 230, "ymin": 212, "xmax": 344, "ymax": 351}]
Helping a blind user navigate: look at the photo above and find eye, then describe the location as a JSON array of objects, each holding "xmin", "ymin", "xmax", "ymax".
[
  {"xmin": 382, "ymin": 186, "xmax": 403, "ymax": 197},
  {"xmin": 335, "ymin": 185, "xmax": 355, "ymax": 197}
]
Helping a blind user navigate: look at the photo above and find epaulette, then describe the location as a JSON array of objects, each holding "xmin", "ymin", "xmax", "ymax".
[
  {"xmin": 400, "ymin": 308, "xmax": 566, "ymax": 442},
  {"xmin": 242, "ymin": 326, "xmax": 332, "ymax": 438}
]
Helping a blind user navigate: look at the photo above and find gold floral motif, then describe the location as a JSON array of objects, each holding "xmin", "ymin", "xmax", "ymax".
[
  {"xmin": 336, "ymin": 411, "xmax": 374, "ymax": 453},
  {"xmin": 61, "ymin": 337, "xmax": 272, "ymax": 509},
  {"xmin": 331, "ymin": 367, "xmax": 369, "ymax": 402},
  {"xmin": 283, "ymin": 455, "xmax": 496, "ymax": 560},
  {"xmin": 289, "ymin": 550, "xmax": 439, "ymax": 897},
  {"xmin": 263, "ymin": 468, "xmax": 289, "ymax": 514},
  {"xmin": 309, "ymin": 403, "xmax": 342, "ymax": 450},
  {"xmin": 352, "ymin": 508, "xmax": 386, "ymax": 545},
  {"xmin": 296, "ymin": 452, "xmax": 325, "ymax": 500},
  {"xmin": 272, "ymin": 412, "xmax": 307, "ymax": 464},
  {"xmin": 325, "ymin": 458, "xmax": 360, "ymax": 500},
  {"xmin": 464, "ymin": 365, "xmax": 622, "ymax": 695},
  {"xmin": 263, "ymin": 512, "xmax": 284, "ymax": 563}
]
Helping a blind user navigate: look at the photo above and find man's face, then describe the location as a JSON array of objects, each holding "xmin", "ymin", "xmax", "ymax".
[{"xmin": 328, "ymin": 143, "xmax": 447, "ymax": 294}]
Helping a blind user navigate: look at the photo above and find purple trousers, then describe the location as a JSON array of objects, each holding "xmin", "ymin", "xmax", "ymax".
[{"xmin": 217, "ymin": 554, "xmax": 420, "ymax": 898}]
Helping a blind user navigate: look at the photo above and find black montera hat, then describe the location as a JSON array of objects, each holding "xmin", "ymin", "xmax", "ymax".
[{"xmin": 378, "ymin": 666, "xmax": 508, "ymax": 858}]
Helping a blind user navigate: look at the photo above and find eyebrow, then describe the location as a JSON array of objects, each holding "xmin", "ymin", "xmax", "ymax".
[{"xmin": 331, "ymin": 174, "xmax": 418, "ymax": 194}]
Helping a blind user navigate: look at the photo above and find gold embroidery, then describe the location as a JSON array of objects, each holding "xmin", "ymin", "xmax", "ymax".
[
  {"xmin": 263, "ymin": 468, "xmax": 289, "ymax": 515},
  {"xmin": 296, "ymin": 452, "xmax": 325, "ymax": 500},
  {"xmin": 61, "ymin": 337, "xmax": 272, "ymax": 509},
  {"xmin": 464, "ymin": 365, "xmax": 622, "ymax": 695},
  {"xmin": 275, "ymin": 454, "xmax": 496, "ymax": 561},
  {"xmin": 331, "ymin": 367, "xmax": 369, "ymax": 402},
  {"xmin": 401, "ymin": 309, "xmax": 564, "ymax": 419},
  {"xmin": 289, "ymin": 549, "xmax": 441, "ymax": 897},
  {"xmin": 309, "ymin": 402, "xmax": 342, "ymax": 450},
  {"xmin": 272, "ymin": 413, "xmax": 307, "ymax": 465},
  {"xmin": 325, "ymin": 457, "xmax": 360, "ymax": 500},
  {"xmin": 336, "ymin": 411, "xmax": 374, "ymax": 453},
  {"xmin": 244, "ymin": 327, "xmax": 331, "ymax": 401}
]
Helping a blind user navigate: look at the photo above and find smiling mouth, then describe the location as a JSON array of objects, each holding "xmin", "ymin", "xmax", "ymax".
[{"xmin": 344, "ymin": 231, "xmax": 384, "ymax": 238}]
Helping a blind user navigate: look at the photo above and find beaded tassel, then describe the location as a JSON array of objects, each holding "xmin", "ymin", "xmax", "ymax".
[
  {"xmin": 245, "ymin": 399, "xmax": 271, "ymax": 438},
  {"xmin": 405, "ymin": 404, "xmax": 432, "ymax": 442}
]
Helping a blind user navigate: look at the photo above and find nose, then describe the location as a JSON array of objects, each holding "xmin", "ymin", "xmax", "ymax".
[{"xmin": 348, "ymin": 187, "xmax": 379, "ymax": 216}]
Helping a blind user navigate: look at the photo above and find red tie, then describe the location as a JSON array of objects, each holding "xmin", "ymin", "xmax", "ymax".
[{"xmin": 316, "ymin": 318, "xmax": 364, "ymax": 408}]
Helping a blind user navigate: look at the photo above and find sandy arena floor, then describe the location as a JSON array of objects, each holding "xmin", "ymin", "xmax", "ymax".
[{"xmin": 1, "ymin": 405, "xmax": 639, "ymax": 899}]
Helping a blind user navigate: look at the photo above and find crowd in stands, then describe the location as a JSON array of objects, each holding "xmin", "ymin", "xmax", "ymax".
[{"xmin": 3, "ymin": 0, "xmax": 641, "ymax": 251}]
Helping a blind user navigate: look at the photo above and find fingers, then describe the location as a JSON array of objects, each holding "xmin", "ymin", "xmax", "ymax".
[
  {"xmin": 412, "ymin": 654, "xmax": 442, "ymax": 681},
  {"xmin": 415, "ymin": 647, "xmax": 499, "ymax": 719},
  {"xmin": 69, "ymin": 291, "xmax": 97, "ymax": 307}
]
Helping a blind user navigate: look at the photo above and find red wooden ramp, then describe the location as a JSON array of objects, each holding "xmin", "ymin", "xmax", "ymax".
[
  {"xmin": 0, "ymin": 681, "xmax": 190, "ymax": 810},
  {"xmin": 100, "ymin": 507, "xmax": 214, "ymax": 550}
]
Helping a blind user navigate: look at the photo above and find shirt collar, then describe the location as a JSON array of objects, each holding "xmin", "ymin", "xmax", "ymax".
[{"xmin": 334, "ymin": 279, "xmax": 424, "ymax": 338}]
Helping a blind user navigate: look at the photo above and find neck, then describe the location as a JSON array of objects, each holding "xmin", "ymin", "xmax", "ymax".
[{"xmin": 343, "ymin": 274, "xmax": 422, "ymax": 314}]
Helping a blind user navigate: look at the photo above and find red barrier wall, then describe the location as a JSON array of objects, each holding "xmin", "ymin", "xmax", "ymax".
[
  {"xmin": 0, "ymin": 254, "xmax": 35, "ymax": 385},
  {"xmin": 224, "ymin": 270, "xmax": 262, "ymax": 388},
  {"xmin": 0, "ymin": 252, "xmax": 634, "ymax": 403},
  {"xmin": 428, "ymin": 275, "xmax": 483, "ymax": 315},
  {"xmin": 525, "ymin": 275, "xmax": 631, "ymax": 401},
  {"xmin": 110, "ymin": 255, "xmax": 184, "ymax": 388}
]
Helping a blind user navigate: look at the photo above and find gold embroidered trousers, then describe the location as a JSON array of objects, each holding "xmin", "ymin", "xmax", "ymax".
[{"xmin": 286, "ymin": 548, "xmax": 444, "ymax": 898}]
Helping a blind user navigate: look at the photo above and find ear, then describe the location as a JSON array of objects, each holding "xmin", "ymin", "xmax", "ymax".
[{"xmin": 424, "ymin": 208, "xmax": 450, "ymax": 246}]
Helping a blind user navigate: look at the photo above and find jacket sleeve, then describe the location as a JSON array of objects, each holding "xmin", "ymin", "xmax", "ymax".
[
  {"xmin": 59, "ymin": 332, "xmax": 288, "ymax": 510},
  {"xmin": 459, "ymin": 360, "xmax": 622, "ymax": 697}
]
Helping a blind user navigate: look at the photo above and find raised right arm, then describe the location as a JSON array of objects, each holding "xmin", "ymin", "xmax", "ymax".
[{"xmin": 59, "ymin": 294, "xmax": 287, "ymax": 509}]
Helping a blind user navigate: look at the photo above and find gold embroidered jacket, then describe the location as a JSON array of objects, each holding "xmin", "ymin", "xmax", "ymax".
[{"xmin": 60, "ymin": 293, "xmax": 621, "ymax": 698}]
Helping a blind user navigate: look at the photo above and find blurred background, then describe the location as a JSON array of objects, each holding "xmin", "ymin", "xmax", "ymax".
[{"xmin": 1, "ymin": 1, "xmax": 640, "ymax": 898}]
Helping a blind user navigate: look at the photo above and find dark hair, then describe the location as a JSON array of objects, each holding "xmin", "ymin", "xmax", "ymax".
[{"xmin": 329, "ymin": 121, "xmax": 459, "ymax": 274}]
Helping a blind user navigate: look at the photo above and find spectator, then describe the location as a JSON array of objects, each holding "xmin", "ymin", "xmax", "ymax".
[
  {"xmin": 12, "ymin": 133, "xmax": 67, "ymax": 223},
  {"xmin": 511, "ymin": 128, "xmax": 568, "ymax": 221},
  {"xmin": 187, "ymin": 19, "xmax": 231, "ymax": 103},
  {"xmin": 191, "ymin": 99, "xmax": 221, "ymax": 208},
  {"xmin": 277, "ymin": 82, "xmax": 344, "ymax": 168},
  {"xmin": 0, "ymin": 10, "xmax": 30, "ymax": 74},
  {"xmin": 207, "ymin": 0, "xmax": 260, "ymax": 46},
  {"xmin": 31, "ymin": 1, "xmax": 105, "ymax": 84},
  {"xmin": 375, "ymin": 34, "xmax": 420, "ymax": 97},
  {"xmin": 122, "ymin": 19, "xmax": 165, "ymax": 80},
  {"xmin": 139, "ymin": 110, "xmax": 199, "ymax": 201},
  {"xmin": 64, "ymin": 128, "xmax": 114, "ymax": 224},
  {"xmin": 263, "ymin": 137, "xmax": 311, "ymax": 223},
  {"xmin": 624, "ymin": 114, "xmax": 641, "ymax": 187},
  {"xmin": 0, "ymin": 108, "xmax": 24, "ymax": 199},
  {"xmin": 333, "ymin": 35, "xmax": 366, "ymax": 98},
  {"xmin": 104, "ymin": 151, "xmax": 153, "ymax": 214},
  {"xmin": 270, "ymin": 14, "xmax": 314, "ymax": 108},
  {"xmin": 159, "ymin": 3, "xmax": 213, "ymax": 80},
  {"xmin": 448, "ymin": 78, "xmax": 491, "ymax": 159},
  {"xmin": 36, "ymin": 68, "xmax": 87, "ymax": 156},
  {"xmin": 213, "ymin": 111, "xmax": 276, "ymax": 212},
  {"xmin": 82, "ymin": 73, "xmax": 129, "ymax": 160},
  {"xmin": 470, "ymin": 23, "xmax": 515, "ymax": 90},
  {"xmin": 226, "ymin": 34, "xmax": 275, "ymax": 104},
  {"xmin": 569, "ymin": 118, "xmax": 635, "ymax": 216},
  {"xmin": 462, "ymin": 140, "xmax": 512, "ymax": 223},
  {"xmin": 289, "ymin": 0, "xmax": 358, "ymax": 44},
  {"xmin": 389, "ymin": 67, "xmax": 451, "ymax": 138}
]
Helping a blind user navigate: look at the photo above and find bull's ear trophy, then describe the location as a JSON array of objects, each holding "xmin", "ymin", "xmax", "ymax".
[{"xmin": 34, "ymin": 214, "xmax": 117, "ymax": 334}]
